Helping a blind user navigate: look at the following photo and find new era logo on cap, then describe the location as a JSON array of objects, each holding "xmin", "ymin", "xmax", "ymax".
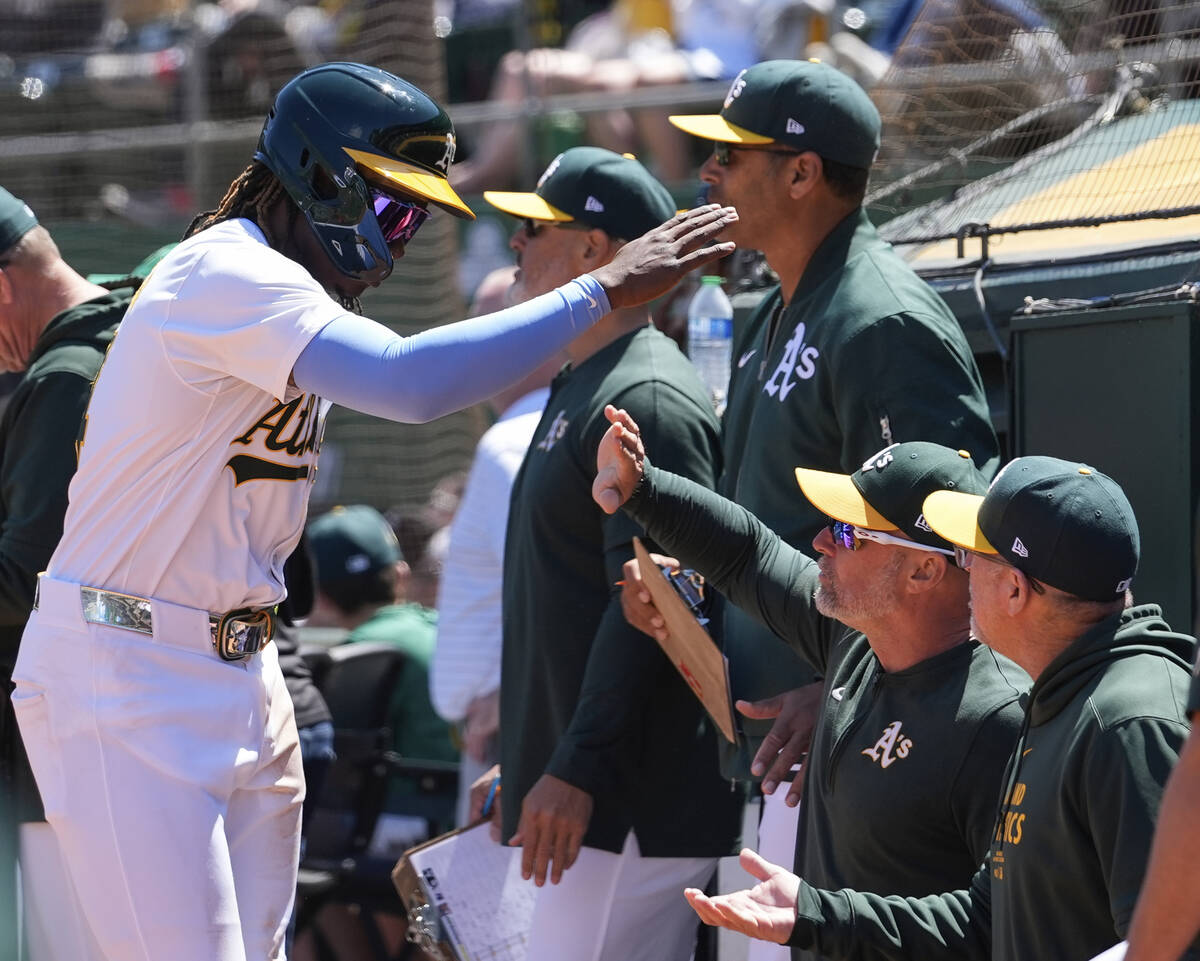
[
  {"xmin": 585, "ymin": 196, "xmax": 605, "ymax": 213},
  {"xmin": 915, "ymin": 514, "xmax": 933, "ymax": 532},
  {"xmin": 786, "ymin": 118, "xmax": 805, "ymax": 135},
  {"xmin": 1011, "ymin": 537, "xmax": 1030, "ymax": 557}
]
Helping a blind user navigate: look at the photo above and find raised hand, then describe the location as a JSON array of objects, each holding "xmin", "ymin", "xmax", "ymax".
[
  {"xmin": 591, "ymin": 205, "xmax": 737, "ymax": 309},
  {"xmin": 592, "ymin": 404, "xmax": 646, "ymax": 515}
]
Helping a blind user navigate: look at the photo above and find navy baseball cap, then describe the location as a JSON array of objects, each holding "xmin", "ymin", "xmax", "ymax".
[
  {"xmin": 795, "ymin": 442, "xmax": 987, "ymax": 552},
  {"xmin": 669, "ymin": 59, "xmax": 881, "ymax": 170},
  {"xmin": 483, "ymin": 146, "xmax": 676, "ymax": 239},
  {"xmin": 0, "ymin": 187, "xmax": 38, "ymax": 256},
  {"xmin": 922, "ymin": 456, "xmax": 1140, "ymax": 601}
]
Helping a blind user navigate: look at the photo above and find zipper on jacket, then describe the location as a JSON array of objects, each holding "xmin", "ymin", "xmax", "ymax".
[{"xmin": 825, "ymin": 666, "xmax": 883, "ymax": 793}]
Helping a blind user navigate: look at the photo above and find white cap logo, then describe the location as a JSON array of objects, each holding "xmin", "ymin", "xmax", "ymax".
[
  {"xmin": 538, "ymin": 153, "xmax": 564, "ymax": 189},
  {"xmin": 584, "ymin": 196, "xmax": 605, "ymax": 213},
  {"xmin": 914, "ymin": 514, "xmax": 932, "ymax": 532},
  {"xmin": 786, "ymin": 118, "xmax": 805, "ymax": 135},
  {"xmin": 1115, "ymin": 577, "xmax": 1132, "ymax": 593},
  {"xmin": 435, "ymin": 133, "xmax": 457, "ymax": 173},
  {"xmin": 861, "ymin": 443, "xmax": 900, "ymax": 472},
  {"xmin": 1011, "ymin": 537, "xmax": 1030, "ymax": 558},
  {"xmin": 346, "ymin": 553, "xmax": 371, "ymax": 574},
  {"xmin": 724, "ymin": 70, "xmax": 748, "ymax": 109}
]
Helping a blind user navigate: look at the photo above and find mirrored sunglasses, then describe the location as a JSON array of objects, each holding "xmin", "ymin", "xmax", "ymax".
[
  {"xmin": 828, "ymin": 519, "xmax": 953, "ymax": 557},
  {"xmin": 370, "ymin": 186, "xmax": 430, "ymax": 246}
]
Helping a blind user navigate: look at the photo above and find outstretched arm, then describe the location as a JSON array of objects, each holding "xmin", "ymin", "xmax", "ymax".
[{"xmin": 292, "ymin": 207, "xmax": 736, "ymax": 422}]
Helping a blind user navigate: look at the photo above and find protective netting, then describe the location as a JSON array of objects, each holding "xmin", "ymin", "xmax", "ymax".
[
  {"xmin": 868, "ymin": 0, "xmax": 1200, "ymax": 250},
  {"xmin": 0, "ymin": 0, "xmax": 479, "ymax": 517}
]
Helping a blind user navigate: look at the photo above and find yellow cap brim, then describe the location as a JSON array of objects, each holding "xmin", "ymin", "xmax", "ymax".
[
  {"xmin": 481, "ymin": 191, "xmax": 573, "ymax": 222},
  {"xmin": 668, "ymin": 114, "xmax": 774, "ymax": 144},
  {"xmin": 794, "ymin": 467, "xmax": 896, "ymax": 530},
  {"xmin": 344, "ymin": 147, "xmax": 475, "ymax": 220},
  {"xmin": 921, "ymin": 490, "xmax": 997, "ymax": 553}
]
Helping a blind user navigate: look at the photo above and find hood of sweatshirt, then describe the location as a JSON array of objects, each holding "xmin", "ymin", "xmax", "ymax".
[{"xmin": 1028, "ymin": 603, "xmax": 1195, "ymax": 727}]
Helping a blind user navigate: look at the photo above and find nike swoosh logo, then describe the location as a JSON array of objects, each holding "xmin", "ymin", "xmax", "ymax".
[
  {"xmin": 830, "ymin": 687, "xmax": 845, "ymax": 701},
  {"xmin": 585, "ymin": 295, "xmax": 598, "ymax": 310},
  {"xmin": 738, "ymin": 349, "xmax": 757, "ymax": 368}
]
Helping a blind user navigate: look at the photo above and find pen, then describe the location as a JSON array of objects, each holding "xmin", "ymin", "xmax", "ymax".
[{"xmin": 482, "ymin": 775, "xmax": 500, "ymax": 818}]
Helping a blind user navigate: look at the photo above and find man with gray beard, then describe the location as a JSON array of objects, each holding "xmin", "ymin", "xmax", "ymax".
[{"xmin": 593, "ymin": 418, "xmax": 1029, "ymax": 961}]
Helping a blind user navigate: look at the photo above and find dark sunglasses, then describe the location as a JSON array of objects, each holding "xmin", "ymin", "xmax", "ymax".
[
  {"xmin": 522, "ymin": 217, "xmax": 593, "ymax": 238},
  {"xmin": 712, "ymin": 141, "xmax": 802, "ymax": 167},
  {"xmin": 370, "ymin": 186, "xmax": 430, "ymax": 246},
  {"xmin": 828, "ymin": 519, "xmax": 953, "ymax": 557}
]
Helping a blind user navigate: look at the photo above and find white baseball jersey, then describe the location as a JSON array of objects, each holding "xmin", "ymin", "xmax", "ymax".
[{"xmin": 49, "ymin": 218, "xmax": 346, "ymax": 612}]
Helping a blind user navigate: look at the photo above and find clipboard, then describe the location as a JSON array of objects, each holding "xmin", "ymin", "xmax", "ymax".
[
  {"xmin": 392, "ymin": 820, "xmax": 534, "ymax": 961},
  {"xmin": 633, "ymin": 537, "xmax": 737, "ymax": 743}
]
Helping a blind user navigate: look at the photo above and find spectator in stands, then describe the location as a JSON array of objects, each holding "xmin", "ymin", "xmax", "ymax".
[
  {"xmin": 451, "ymin": 0, "xmax": 833, "ymax": 192},
  {"xmin": 431, "ymin": 265, "xmax": 563, "ymax": 826}
]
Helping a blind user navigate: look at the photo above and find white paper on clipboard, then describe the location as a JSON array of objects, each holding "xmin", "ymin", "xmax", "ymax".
[{"xmin": 403, "ymin": 820, "xmax": 534, "ymax": 960}]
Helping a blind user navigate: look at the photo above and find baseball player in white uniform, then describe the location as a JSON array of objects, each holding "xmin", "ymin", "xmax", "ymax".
[{"xmin": 8, "ymin": 61, "xmax": 736, "ymax": 961}]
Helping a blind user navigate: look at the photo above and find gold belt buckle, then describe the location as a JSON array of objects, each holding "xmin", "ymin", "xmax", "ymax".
[{"xmin": 212, "ymin": 608, "xmax": 274, "ymax": 661}]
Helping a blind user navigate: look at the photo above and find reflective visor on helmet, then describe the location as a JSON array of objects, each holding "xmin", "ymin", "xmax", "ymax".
[{"xmin": 369, "ymin": 186, "xmax": 430, "ymax": 245}]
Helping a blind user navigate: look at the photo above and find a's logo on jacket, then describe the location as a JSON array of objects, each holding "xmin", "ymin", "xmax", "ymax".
[
  {"xmin": 861, "ymin": 721, "xmax": 913, "ymax": 768},
  {"xmin": 763, "ymin": 322, "xmax": 819, "ymax": 401},
  {"xmin": 536, "ymin": 410, "xmax": 570, "ymax": 451}
]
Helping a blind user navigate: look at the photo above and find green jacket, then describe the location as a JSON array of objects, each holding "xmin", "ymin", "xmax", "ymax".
[
  {"xmin": 0, "ymin": 288, "xmax": 130, "ymax": 671},
  {"xmin": 717, "ymin": 209, "xmax": 1000, "ymax": 779},
  {"xmin": 626, "ymin": 464, "xmax": 1027, "ymax": 961},
  {"xmin": 500, "ymin": 326, "xmax": 744, "ymax": 857},
  {"xmin": 785, "ymin": 605, "xmax": 1199, "ymax": 961},
  {"xmin": 346, "ymin": 603, "xmax": 458, "ymax": 766}
]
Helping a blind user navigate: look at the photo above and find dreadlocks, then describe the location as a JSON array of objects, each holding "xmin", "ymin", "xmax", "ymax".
[
  {"xmin": 184, "ymin": 160, "xmax": 362, "ymax": 313},
  {"xmin": 184, "ymin": 161, "xmax": 287, "ymax": 245}
]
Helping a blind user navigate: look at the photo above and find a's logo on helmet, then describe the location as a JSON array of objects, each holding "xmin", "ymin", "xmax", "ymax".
[{"xmin": 434, "ymin": 134, "xmax": 456, "ymax": 173}]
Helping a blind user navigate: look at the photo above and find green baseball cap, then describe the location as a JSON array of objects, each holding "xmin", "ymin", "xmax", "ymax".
[
  {"xmin": 483, "ymin": 146, "xmax": 676, "ymax": 239},
  {"xmin": 669, "ymin": 59, "xmax": 881, "ymax": 170},
  {"xmin": 308, "ymin": 505, "xmax": 402, "ymax": 588},
  {"xmin": 795, "ymin": 442, "xmax": 987, "ymax": 552},
  {"xmin": 922, "ymin": 456, "xmax": 1140, "ymax": 602},
  {"xmin": 0, "ymin": 186, "xmax": 38, "ymax": 256}
]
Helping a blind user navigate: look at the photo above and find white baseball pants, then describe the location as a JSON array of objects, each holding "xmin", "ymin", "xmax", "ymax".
[
  {"xmin": 11, "ymin": 575, "xmax": 304, "ymax": 961},
  {"xmin": 525, "ymin": 829, "xmax": 717, "ymax": 961}
]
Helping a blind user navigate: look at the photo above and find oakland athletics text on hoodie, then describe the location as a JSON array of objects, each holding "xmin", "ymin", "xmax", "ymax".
[
  {"xmin": 988, "ymin": 603, "xmax": 1196, "ymax": 961},
  {"xmin": 788, "ymin": 606, "xmax": 1198, "ymax": 961}
]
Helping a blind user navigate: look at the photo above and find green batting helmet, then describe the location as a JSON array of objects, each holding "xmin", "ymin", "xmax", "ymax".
[{"xmin": 255, "ymin": 62, "xmax": 474, "ymax": 285}]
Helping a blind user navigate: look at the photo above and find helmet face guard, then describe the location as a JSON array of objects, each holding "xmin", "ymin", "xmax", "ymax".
[{"xmin": 255, "ymin": 62, "xmax": 473, "ymax": 284}]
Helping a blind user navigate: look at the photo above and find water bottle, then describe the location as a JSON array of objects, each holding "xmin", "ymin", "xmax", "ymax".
[{"xmin": 687, "ymin": 274, "xmax": 733, "ymax": 415}]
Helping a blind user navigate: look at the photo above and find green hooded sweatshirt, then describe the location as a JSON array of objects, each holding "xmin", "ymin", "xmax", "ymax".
[{"xmin": 788, "ymin": 605, "xmax": 1199, "ymax": 961}]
